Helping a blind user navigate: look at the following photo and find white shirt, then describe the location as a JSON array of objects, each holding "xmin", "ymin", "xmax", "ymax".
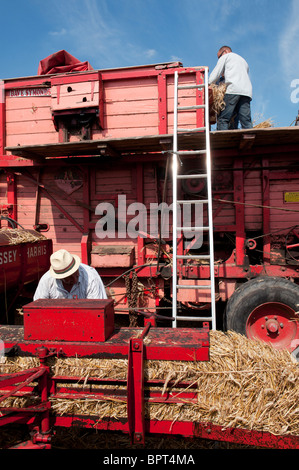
[
  {"xmin": 33, "ymin": 264, "xmax": 107, "ymax": 300},
  {"xmin": 209, "ymin": 52, "xmax": 252, "ymax": 99}
]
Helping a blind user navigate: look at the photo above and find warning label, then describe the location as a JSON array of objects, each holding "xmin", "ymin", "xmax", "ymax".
[{"xmin": 284, "ymin": 192, "xmax": 299, "ymax": 203}]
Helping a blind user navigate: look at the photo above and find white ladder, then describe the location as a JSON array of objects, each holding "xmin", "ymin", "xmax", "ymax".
[{"xmin": 172, "ymin": 67, "xmax": 216, "ymax": 330}]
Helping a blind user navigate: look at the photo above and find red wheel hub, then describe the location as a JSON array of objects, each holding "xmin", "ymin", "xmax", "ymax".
[{"xmin": 246, "ymin": 302, "xmax": 298, "ymax": 350}]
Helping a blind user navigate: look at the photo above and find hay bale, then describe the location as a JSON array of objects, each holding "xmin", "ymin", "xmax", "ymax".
[
  {"xmin": 145, "ymin": 331, "xmax": 299, "ymax": 436},
  {"xmin": 0, "ymin": 330, "xmax": 298, "ymax": 437},
  {"xmin": 50, "ymin": 357, "xmax": 128, "ymax": 381}
]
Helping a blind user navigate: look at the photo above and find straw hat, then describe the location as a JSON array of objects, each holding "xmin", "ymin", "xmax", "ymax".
[{"xmin": 49, "ymin": 249, "xmax": 81, "ymax": 279}]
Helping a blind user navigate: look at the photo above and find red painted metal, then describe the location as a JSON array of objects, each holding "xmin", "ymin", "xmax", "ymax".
[
  {"xmin": 246, "ymin": 302, "xmax": 299, "ymax": 350},
  {"xmin": 0, "ymin": 318, "xmax": 211, "ymax": 449},
  {"xmin": 157, "ymin": 72, "xmax": 167, "ymax": 134},
  {"xmin": 0, "ymin": 238, "xmax": 52, "ymax": 294},
  {"xmin": 1, "ymin": 315, "xmax": 299, "ymax": 449},
  {"xmin": 50, "ymin": 415, "xmax": 299, "ymax": 449},
  {"xmin": 23, "ymin": 299, "xmax": 115, "ymax": 342},
  {"xmin": 6, "ymin": 173, "xmax": 17, "ymax": 221},
  {"xmin": 127, "ymin": 329, "xmax": 147, "ymax": 444},
  {"xmin": 0, "ymin": 80, "xmax": 5, "ymax": 156},
  {"xmin": 0, "ymin": 346, "xmax": 53, "ymax": 448},
  {"xmin": 0, "ymin": 322, "xmax": 209, "ymax": 361}
]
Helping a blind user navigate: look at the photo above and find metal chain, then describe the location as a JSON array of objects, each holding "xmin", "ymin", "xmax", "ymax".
[{"xmin": 125, "ymin": 272, "xmax": 139, "ymax": 327}]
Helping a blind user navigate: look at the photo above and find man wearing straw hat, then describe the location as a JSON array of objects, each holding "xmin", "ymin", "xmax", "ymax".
[
  {"xmin": 209, "ymin": 46, "xmax": 253, "ymax": 130},
  {"xmin": 33, "ymin": 249, "xmax": 107, "ymax": 300}
]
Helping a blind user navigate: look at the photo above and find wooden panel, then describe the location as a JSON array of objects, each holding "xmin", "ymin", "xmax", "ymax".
[
  {"xmin": 5, "ymin": 91, "xmax": 57, "ymax": 148},
  {"xmin": 51, "ymin": 81, "xmax": 99, "ymax": 111},
  {"xmin": 5, "ymin": 132, "xmax": 58, "ymax": 148},
  {"xmin": 7, "ymin": 120, "xmax": 56, "ymax": 135},
  {"xmin": 14, "ymin": 168, "xmax": 85, "ymax": 259},
  {"xmin": 270, "ymin": 179, "xmax": 299, "ymax": 231},
  {"xmin": 91, "ymin": 245, "xmax": 135, "ymax": 267},
  {"xmin": 244, "ymin": 169, "xmax": 263, "ymax": 230},
  {"xmin": 5, "ymin": 94, "xmax": 51, "ymax": 111},
  {"xmin": 93, "ymin": 126, "xmax": 159, "ymax": 139},
  {"xmin": 6, "ymin": 107, "xmax": 52, "ymax": 121}
]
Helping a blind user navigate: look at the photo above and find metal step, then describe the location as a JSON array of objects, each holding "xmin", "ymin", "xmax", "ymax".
[
  {"xmin": 176, "ymin": 254, "xmax": 210, "ymax": 259},
  {"xmin": 177, "ymin": 199, "xmax": 209, "ymax": 204},
  {"xmin": 177, "ymin": 284, "xmax": 211, "ymax": 289},
  {"xmin": 177, "ymin": 173, "xmax": 207, "ymax": 179},
  {"xmin": 177, "ymin": 84, "xmax": 205, "ymax": 90},
  {"xmin": 176, "ymin": 226, "xmax": 209, "ymax": 231},
  {"xmin": 175, "ymin": 316, "xmax": 213, "ymax": 322},
  {"xmin": 177, "ymin": 105, "xmax": 206, "ymax": 111},
  {"xmin": 175, "ymin": 150, "xmax": 206, "ymax": 155},
  {"xmin": 177, "ymin": 127, "xmax": 205, "ymax": 132}
]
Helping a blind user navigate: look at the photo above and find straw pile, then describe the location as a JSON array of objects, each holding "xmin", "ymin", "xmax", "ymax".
[
  {"xmin": 253, "ymin": 118, "xmax": 274, "ymax": 129},
  {"xmin": 1, "ymin": 330, "xmax": 298, "ymax": 437},
  {"xmin": 210, "ymin": 83, "xmax": 227, "ymax": 115},
  {"xmin": 0, "ymin": 228, "xmax": 46, "ymax": 245}
]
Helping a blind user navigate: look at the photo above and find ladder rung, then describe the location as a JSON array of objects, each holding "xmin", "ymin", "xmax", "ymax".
[
  {"xmin": 177, "ymin": 105, "xmax": 205, "ymax": 111},
  {"xmin": 177, "ymin": 84, "xmax": 205, "ymax": 90},
  {"xmin": 176, "ymin": 150, "xmax": 206, "ymax": 155},
  {"xmin": 175, "ymin": 316, "xmax": 213, "ymax": 322},
  {"xmin": 177, "ymin": 199, "xmax": 208, "ymax": 204},
  {"xmin": 176, "ymin": 284, "xmax": 211, "ymax": 289},
  {"xmin": 177, "ymin": 174, "xmax": 207, "ymax": 179},
  {"xmin": 177, "ymin": 255, "xmax": 210, "ymax": 259},
  {"xmin": 176, "ymin": 226, "xmax": 210, "ymax": 231},
  {"xmin": 177, "ymin": 127, "xmax": 205, "ymax": 132}
]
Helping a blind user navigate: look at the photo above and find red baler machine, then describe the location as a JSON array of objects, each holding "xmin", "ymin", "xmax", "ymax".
[{"xmin": 0, "ymin": 300, "xmax": 299, "ymax": 449}]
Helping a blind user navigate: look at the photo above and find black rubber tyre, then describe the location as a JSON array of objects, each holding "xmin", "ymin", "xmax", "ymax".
[{"xmin": 225, "ymin": 276, "xmax": 299, "ymax": 347}]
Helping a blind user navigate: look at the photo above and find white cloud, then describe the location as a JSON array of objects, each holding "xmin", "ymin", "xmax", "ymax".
[
  {"xmin": 171, "ymin": 55, "xmax": 182, "ymax": 63},
  {"xmin": 49, "ymin": 28, "xmax": 67, "ymax": 37},
  {"xmin": 44, "ymin": 0, "xmax": 161, "ymax": 69},
  {"xmin": 145, "ymin": 49, "xmax": 157, "ymax": 59}
]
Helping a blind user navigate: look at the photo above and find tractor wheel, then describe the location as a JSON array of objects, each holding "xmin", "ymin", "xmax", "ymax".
[{"xmin": 225, "ymin": 277, "xmax": 299, "ymax": 350}]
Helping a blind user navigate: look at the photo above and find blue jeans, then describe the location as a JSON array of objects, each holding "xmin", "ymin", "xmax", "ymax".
[{"xmin": 217, "ymin": 94, "xmax": 252, "ymax": 130}]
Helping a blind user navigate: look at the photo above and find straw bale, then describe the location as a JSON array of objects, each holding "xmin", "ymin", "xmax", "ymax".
[
  {"xmin": 0, "ymin": 395, "xmax": 40, "ymax": 410},
  {"xmin": 50, "ymin": 396, "xmax": 127, "ymax": 419},
  {"xmin": 49, "ymin": 357, "xmax": 128, "ymax": 381},
  {"xmin": 145, "ymin": 331, "xmax": 299, "ymax": 436},
  {"xmin": 0, "ymin": 356, "xmax": 39, "ymax": 374},
  {"xmin": 1, "ymin": 330, "xmax": 298, "ymax": 437}
]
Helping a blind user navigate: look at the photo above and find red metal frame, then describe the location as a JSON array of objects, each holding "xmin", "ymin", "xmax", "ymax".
[
  {"xmin": 0, "ymin": 320, "xmax": 210, "ymax": 448},
  {"xmin": 0, "ymin": 346, "xmax": 53, "ymax": 449},
  {"xmin": 1, "ymin": 320, "xmax": 298, "ymax": 449}
]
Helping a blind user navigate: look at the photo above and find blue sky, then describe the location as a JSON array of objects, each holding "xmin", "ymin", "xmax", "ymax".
[{"xmin": 1, "ymin": 0, "xmax": 299, "ymax": 127}]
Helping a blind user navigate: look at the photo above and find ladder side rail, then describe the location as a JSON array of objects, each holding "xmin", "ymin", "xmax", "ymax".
[
  {"xmin": 204, "ymin": 67, "xmax": 216, "ymax": 330},
  {"xmin": 172, "ymin": 71, "xmax": 179, "ymax": 327}
]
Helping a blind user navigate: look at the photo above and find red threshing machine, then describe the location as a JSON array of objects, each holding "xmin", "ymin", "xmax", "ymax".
[{"xmin": 0, "ymin": 51, "xmax": 299, "ymax": 448}]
